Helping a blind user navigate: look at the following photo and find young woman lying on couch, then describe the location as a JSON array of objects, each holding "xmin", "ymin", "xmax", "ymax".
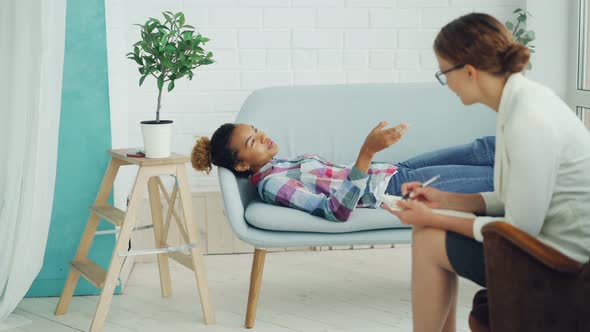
[{"xmin": 191, "ymin": 122, "xmax": 495, "ymax": 222}]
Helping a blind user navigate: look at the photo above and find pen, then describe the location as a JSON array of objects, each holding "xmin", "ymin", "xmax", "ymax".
[{"xmin": 401, "ymin": 174, "xmax": 440, "ymax": 200}]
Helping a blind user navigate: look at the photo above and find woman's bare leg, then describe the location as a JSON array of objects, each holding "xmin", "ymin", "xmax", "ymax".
[
  {"xmin": 412, "ymin": 226, "xmax": 458, "ymax": 332},
  {"xmin": 441, "ymin": 274, "xmax": 458, "ymax": 332}
]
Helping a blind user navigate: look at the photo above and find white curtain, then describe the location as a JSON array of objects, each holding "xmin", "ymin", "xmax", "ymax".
[{"xmin": 0, "ymin": 0, "xmax": 66, "ymax": 323}]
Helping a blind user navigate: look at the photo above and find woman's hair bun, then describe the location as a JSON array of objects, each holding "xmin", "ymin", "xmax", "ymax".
[
  {"xmin": 502, "ymin": 43, "xmax": 530, "ymax": 73},
  {"xmin": 191, "ymin": 136, "xmax": 213, "ymax": 174}
]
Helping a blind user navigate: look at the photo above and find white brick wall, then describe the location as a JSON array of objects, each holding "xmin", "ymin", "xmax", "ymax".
[
  {"xmin": 317, "ymin": 8, "xmax": 369, "ymax": 27},
  {"xmin": 105, "ymin": 0, "xmax": 525, "ymax": 201},
  {"xmin": 345, "ymin": 30, "xmax": 398, "ymax": 49},
  {"xmin": 370, "ymin": 9, "xmax": 421, "ymax": 27},
  {"xmin": 238, "ymin": 30, "xmax": 291, "ymax": 48},
  {"xmin": 263, "ymin": 8, "xmax": 315, "ymax": 27},
  {"xmin": 292, "ymin": 30, "xmax": 343, "ymax": 49}
]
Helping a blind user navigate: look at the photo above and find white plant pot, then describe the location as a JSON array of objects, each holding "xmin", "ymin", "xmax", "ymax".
[{"xmin": 140, "ymin": 120, "xmax": 174, "ymax": 158}]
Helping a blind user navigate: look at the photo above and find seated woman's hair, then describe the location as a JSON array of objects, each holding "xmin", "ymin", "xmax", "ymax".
[
  {"xmin": 191, "ymin": 123, "xmax": 252, "ymax": 177},
  {"xmin": 434, "ymin": 13, "xmax": 530, "ymax": 75}
]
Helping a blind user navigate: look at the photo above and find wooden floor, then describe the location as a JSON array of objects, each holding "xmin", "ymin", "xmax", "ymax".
[{"xmin": 9, "ymin": 248, "xmax": 479, "ymax": 331}]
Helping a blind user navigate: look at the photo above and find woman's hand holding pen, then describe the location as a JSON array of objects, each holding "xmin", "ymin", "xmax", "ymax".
[
  {"xmin": 400, "ymin": 182, "xmax": 485, "ymax": 214},
  {"xmin": 400, "ymin": 181, "xmax": 448, "ymax": 209},
  {"xmin": 382, "ymin": 181, "xmax": 449, "ymax": 227},
  {"xmin": 382, "ymin": 198, "xmax": 436, "ymax": 227}
]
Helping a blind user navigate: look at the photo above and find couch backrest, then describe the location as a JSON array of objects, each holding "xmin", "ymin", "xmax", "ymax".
[{"xmin": 236, "ymin": 83, "xmax": 497, "ymax": 165}]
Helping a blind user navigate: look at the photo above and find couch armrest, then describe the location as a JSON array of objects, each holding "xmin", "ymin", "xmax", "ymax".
[{"xmin": 482, "ymin": 222, "xmax": 583, "ymax": 275}]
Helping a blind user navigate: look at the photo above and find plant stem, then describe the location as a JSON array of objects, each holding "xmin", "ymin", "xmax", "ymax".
[
  {"xmin": 156, "ymin": 87, "xmax": 162, "ymax": 122},
  {"xmin": 512, "ymin": 20, "xmax": 520, "ymax": 36}
]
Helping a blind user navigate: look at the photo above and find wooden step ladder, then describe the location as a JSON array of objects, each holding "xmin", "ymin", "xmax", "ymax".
[{"xmin": 54, "ymin": 149, "xmax": 215, "ymax": 331}]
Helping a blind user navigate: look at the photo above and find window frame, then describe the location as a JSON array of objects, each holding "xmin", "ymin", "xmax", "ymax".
[{"xmin": 568, "ymin": 0, "xmax": 590, "ymax": 121}]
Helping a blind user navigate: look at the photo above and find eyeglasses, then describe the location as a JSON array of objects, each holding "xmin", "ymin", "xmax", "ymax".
[{"xmin": 435, "ymin": 63, "xmax": 465, "ymax": 85}]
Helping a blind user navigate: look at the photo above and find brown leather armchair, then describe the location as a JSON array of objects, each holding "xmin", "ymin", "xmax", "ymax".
[{"xmin": 469, "ymin": 222, "xmax": 590, "ymax": 332}]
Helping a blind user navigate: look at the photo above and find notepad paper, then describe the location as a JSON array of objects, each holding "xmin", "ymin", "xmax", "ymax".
[{"xmin": 382, "ymin": 194, "xmax": 476, "ymax": 219}]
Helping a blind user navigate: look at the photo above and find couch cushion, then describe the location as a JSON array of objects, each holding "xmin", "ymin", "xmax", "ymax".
[{"xmin": 245, "ymin": 201, "xmax": 410, "ymax": 233}]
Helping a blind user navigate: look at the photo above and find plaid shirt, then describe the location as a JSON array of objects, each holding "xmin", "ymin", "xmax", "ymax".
[{"xmin": 249, "ymin": 154, "xmax": 398, "ymax": 222}]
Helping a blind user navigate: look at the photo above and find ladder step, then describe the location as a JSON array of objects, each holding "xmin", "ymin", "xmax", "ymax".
[
  {"xmin": 90, "ymin": 205, "xmax": 125, "ymax": 227},
  {"xmin": 70, "ymin": 258, "xmax": 107, "ymax": 289}
]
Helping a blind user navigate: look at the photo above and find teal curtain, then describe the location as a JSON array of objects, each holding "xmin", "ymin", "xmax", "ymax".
[{"xmin": 27, "ymin": 0, "xmax": 118, "ymax": 297}]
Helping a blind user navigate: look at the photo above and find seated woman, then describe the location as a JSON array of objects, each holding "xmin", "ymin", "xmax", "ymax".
[{"xmin": 191, "ymin": 121, "xmax": 495, "ymax": 221}]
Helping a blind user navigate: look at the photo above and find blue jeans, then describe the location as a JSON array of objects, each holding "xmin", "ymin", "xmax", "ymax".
[{"xmin": 386, "ymin": 136, "xmax": 495, "ymax": 195}]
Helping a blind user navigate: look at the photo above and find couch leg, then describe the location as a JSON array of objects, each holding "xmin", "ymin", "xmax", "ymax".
[{"xmin": 245, "ymin": 248, "xmax": 267, "ymax": 329}]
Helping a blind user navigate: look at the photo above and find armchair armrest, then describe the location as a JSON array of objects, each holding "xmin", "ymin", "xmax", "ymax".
[
  {"xmin": 482, "ymin": 222, "xmax": 583, "ymax": 275},
  {"xmin": 217, "ymin": 167, "xmax": 258, "ymax": 238}
]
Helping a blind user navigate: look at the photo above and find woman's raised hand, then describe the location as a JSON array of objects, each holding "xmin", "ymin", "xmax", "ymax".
[{"xmin": 361, "ymin": 121, "xmax": 409, "ymax": 155}]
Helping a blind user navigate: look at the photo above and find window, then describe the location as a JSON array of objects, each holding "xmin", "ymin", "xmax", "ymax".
[
  {"xmin": 576, "ymin": 106, "xmax": 590, "ymax": 128},
  {"xmin": 571, "ymin": 0, "xmax": 590, "ymax": 129}
]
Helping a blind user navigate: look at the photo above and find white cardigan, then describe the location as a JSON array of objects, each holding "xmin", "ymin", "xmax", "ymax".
[{"xmin": 473, "ymin": 73, "xmax": 590, "ymax": 263}]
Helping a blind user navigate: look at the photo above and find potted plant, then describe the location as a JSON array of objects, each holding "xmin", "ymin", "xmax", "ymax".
[
  {"xmin": 505, "ymin": 8, "xmax": 536, "ymax": 70},
  {"xmin": 127, "ymin": 11, "xmax": 214, "ymax": 158}
]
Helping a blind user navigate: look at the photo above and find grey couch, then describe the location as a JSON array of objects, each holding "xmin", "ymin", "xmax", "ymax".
[{"xmin": 217, "ymin": 82, "xmax": 496, "ymax": 328}]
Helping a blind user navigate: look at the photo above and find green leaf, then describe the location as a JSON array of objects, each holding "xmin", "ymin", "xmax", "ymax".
[
  {"xmin": 167, "ymin": 80, "xmax": 175, "ymax": 92},
  {"xmin": 139, "ymin": 74, "xmax": 148, "ymax": 86},
  {"xmin": 157, "ymin": 75, "xmax": 164, "ymax": 91},
  {"xmin": 133, "ymin": 54, "xmax": 143, "ymax": 66},
  {"xmin": 147, "ymin": 22, "xmax": 157, "ymax": 33},
  {"xmin": 183, "ymin": 24, "xmax": 195, "ymax": 29},
  {"xmin": 147, "ymin": 65, "xmax": 159, "ymax": 75},
  {"xmin": 517, "ymin": 14, "xmax": 526, "ymax": 22},
  {"xmin": 513, "ymin": 8, "xmax": 523, "ymax": 13},
  {"xmin": 163, "ymin": 12, "xmax": 172, "ymax": 23},
  {"xmin": 179, "ymin": 13, "xmax": 185, "ymax": 27},
  {"xmin": 143, "ymin": 56, "xmax": 154, "ymax": 66},
  {"xmin": 505, "ymin": 21, "xmax": 514, "ymax": 31},
  {"xmin": 516, "ymin": 29, "xmax": 524, "ymax": 37},
  {"xmin": 182, "ymin": 31, "xmax": 193, "ymax": 40},
  {"xmin": 526, "ymin": 31, "xmax": 536, "ymax": 40},
  {"xmin": 164, "ymin": 44, "xmax": 176, "ymax": 53}
]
